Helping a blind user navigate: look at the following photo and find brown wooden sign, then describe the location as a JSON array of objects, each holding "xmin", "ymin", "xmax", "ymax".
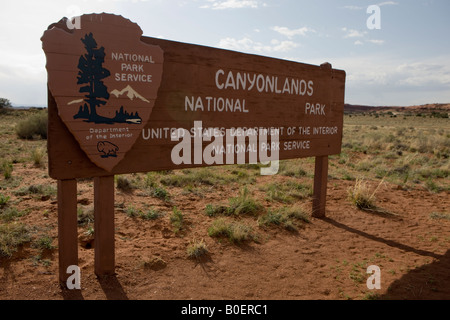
[
  {"xmin": 42, "ymin": 13, "xmax": 346, "ymax": 180},
  {"xmin": 42, "ymin": 13, "xmax": 345, "ymax": 284},
  {"xmin": 42, "ymin": 14, "xmax": 163, "ymax": 172}
]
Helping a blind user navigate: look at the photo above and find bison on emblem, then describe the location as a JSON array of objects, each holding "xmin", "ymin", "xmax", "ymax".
[{"xmin": 97, "ymin": 141, "xmax": 119, "ymax": 158}]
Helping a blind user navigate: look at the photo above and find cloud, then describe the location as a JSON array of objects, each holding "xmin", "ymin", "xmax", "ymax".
[
  {"xmin": 0, "ymin": 48, "xmax": 47, "ymax": 106},
  {"xmin": 311, "ymin": 54, "xmax": 450, "ymax": 105},
  {"xmin": 265, "ymin": 39, "xmax": 299, "ymax": 52},
  {"xmin": 344, "ymin": 1, "xmax": 398, "ymax": 9},
  {"xmin": 343, "ymin": 5, "xmax": 363, "ymax": 10},
  {"xmin": 0, "ymin": 62, "xmax": 47, "ymax": 107},
  {"xmin": 218, "ymin": 37, "xmax": 254, "ymax": 51},
  {"xmin": 342, "ymin": 28, "xmax": 384, "ymax": 45},
  {"xmin": 378, "ymin": 1, "xmax": 399, "ymax": 6},
  {"xmin": 342, "ymin": 27, "xmax": 367, "ymax": 38},
  {"xmin": 396, "ymin": 60, "xmax": 450, "ymax": 87},
  {"xmin": 271, "ymin": 26, "xmax": 315, "ymax": 39},
  {"xmin": 218, "ymin": 37, "xmax": 299, "ymax": 53},
  {"xmin": 367, "ymin": 39, "xmax": 385, "ymax": 45},
  {"xmin": 301, "ymin": 52, "xmax": 450, "ymax": 105},
  {"xmin": 200, "ymin": 0, "xmax": 260, "ymax": 9}
]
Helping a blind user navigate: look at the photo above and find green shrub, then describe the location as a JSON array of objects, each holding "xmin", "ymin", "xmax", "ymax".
[
  {"xmin": 125, "ymin": 206, "xmax": 162, "ymax": 220},
  {"xmin": 425, "ymin": 179, "xmax": 442, "ymax": 193},
  {"xmin": 0, "ymin": 207, "xmax": 26, "ymax": 222},
  {"xmin": 125, "ymin": 206, "xmax": 139, "ymax": 217},
  {"xmin": 152, "ymin": 186, "xmax": 170, "ymax": 201},
  {"xmin": 140, "ymin": 208, "xmax": 162, "ymax": 220},
  {"xmin": 0, "ymin": 98, "xmax": 12, "ymax": 110},
  {"xmin": 282, "ymin": 206, "xmax": 311, "ymax": 223},
  {"xmin": 32, "ymin": 234, "xmax": 55, "ymax": 251},
  {"xmin": 77, "ymin": 206, "xmax": 94, "ymax": 226},
  {"xmin": 116, "ymin": 175, "xmax": 134, "ymax": 192},
  {"xmin": 430, "ymin": 212, "xmax": 450, "ymax": 220},
  {"xmin": 160, "ymin": 168, "xmax": 234, "ymax": 187},
  {"xmin": 205, "ymin": 203, "xmax": 232, "ymax": 217},
  {"xmin": 170, "ymin": 207, "xmax": 184, "ymax": 233},
  {"xmin": 258, "ymin": 206, "xmax": 310, "ymax": 231},
  {"xmin": 258, "ymin": 210, "xmax": 283, "ymax": 226},
  {"xmin": 228, "ymin": 223, "xmax": 252, "ymax": 243},
  {"xmin": 227, "ymin": 187, "xmax": 263, "ymax": 216},
  {"xmin": 0, "ymin": 222, "xmax": 31, "ymax": 257},
  {"xmin": 144, "ymin": 172, "xmax": 158, "ymax": 188},
  {"xmin": 205, "ymin": 187, "xmax": 264, "ymax": 217},
  {"xmin": 208, "ymin": 218, "xmax": 253, "ymax": 243},
  {"xmin": 1, "ymin": 161, "xmax": 13, "ymax": 179},
  {"xmin": 348, "ymin": 179, "xmax": 382, "ymax": 210},
  {"xmin": 31, "ymin": 147, "xmax": 46, "ymax": 167},
  {"xmin": 187, "ymin": 238, "xmax": 209, "ymax": 259},
  {"xmin": 15, "ymin": 110, "xmax": 48, "ymax": 139},
  {"xmin": 0, "ymin": 193, "xmax": 10, "ymax": 207},
  {"xmin": 15, "ymin": 184, "xmax": 56, "ymax": 198},
  {"xmin": 264, "ymin": 184, "xmax": 293, "ymax": 203},
  {"xmin": 207, "ymin": 218, "xmax": 229, "ymax": 237}
]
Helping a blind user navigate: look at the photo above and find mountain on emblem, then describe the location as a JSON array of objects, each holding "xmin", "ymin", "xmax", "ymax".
[{"xmin": 110, "ymin": 85, "xmax": 150, "ymax": 103}]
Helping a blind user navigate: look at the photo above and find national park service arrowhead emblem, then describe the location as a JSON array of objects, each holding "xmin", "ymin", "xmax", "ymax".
[{"xmin": 41, "ymin": 13, "xmax": 163, "ymax": 171}]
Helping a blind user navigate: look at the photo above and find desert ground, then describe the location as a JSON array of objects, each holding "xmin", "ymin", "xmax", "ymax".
[{"xmin": 0, "ymin": 105, "xmax": 449, "ymax": 300}]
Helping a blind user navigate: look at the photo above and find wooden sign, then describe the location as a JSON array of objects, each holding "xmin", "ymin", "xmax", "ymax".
[
  {"xmin": 42, "ymin": 13, "xmax": 345, "ymax": 283},
  {"xmin": 43, "ymin": 13, "xmax": 346, "ymax": 180},
  {"xmin": 42, "ymin": 14, "xmax": 163, "ymax": 171}
]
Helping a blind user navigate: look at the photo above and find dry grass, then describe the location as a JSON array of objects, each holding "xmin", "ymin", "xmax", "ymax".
[
  {"xmin": 0, "ymin": 222, "xmax": 31, "ymax": 257},
  {"xmin": 31, "ymin": 147, "xmax": 46, "ymax": 167},
  {"xmin": 347, "ymin": 178, "xmax": 384, "ymax": 210},
  {"xmin": 0, "ymin": 108, "xmax": 447, "ymax": 265},
  {"xmin": 186, "ymin": 238, "xmax": 209, "ymax": 259},
  {"xmin": 339, "ymin": 115, "xmax": 449, "ymax": 192},
  {"xmin": 207, "ymin": 218, "xmax": 254, "ymax": 243},
  {"xmin": 15, "ymin": 110, "xmax": 48, "ymax": 139}
]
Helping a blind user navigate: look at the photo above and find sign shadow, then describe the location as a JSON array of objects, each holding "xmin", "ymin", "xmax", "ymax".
[
  {"xmin": 60, "ymin": 287, "xmax": 84, "ymax": 300},
  {"xmin": 321, "ymin": 217, "xmax": 441, "ymax": 259},
  {"xmin": 97, "ymin": 274, "xmax": 129, "ymax": 300},
  {"xmin": 380, "ymin": 249, "xmax": 450, "ymax": 300},
  {"xmin": 321, "ymin": 217, "xmax": 450, "ymax": 299}
]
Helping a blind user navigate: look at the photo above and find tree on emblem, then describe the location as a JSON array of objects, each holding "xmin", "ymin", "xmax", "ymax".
[{"xmin": 76, "ymin": 32, "xmax": 110, "ymax": 122}]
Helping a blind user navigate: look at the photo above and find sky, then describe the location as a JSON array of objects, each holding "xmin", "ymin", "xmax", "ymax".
[{"xmin": 0, "ymin": 0, "xmax": 449, "ymax": 107}]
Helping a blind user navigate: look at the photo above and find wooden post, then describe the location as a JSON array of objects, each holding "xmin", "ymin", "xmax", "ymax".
[
  {"xmin": 312, "ymin": 156, "xmax": 329, "ymax": 218},
  {"xmin": 94, "ymin": 175, "xmax": 115, "ymax": 276},
  {"xmin": 57, "ymin": 179, "xmax": 78, "ymax": 285}
]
